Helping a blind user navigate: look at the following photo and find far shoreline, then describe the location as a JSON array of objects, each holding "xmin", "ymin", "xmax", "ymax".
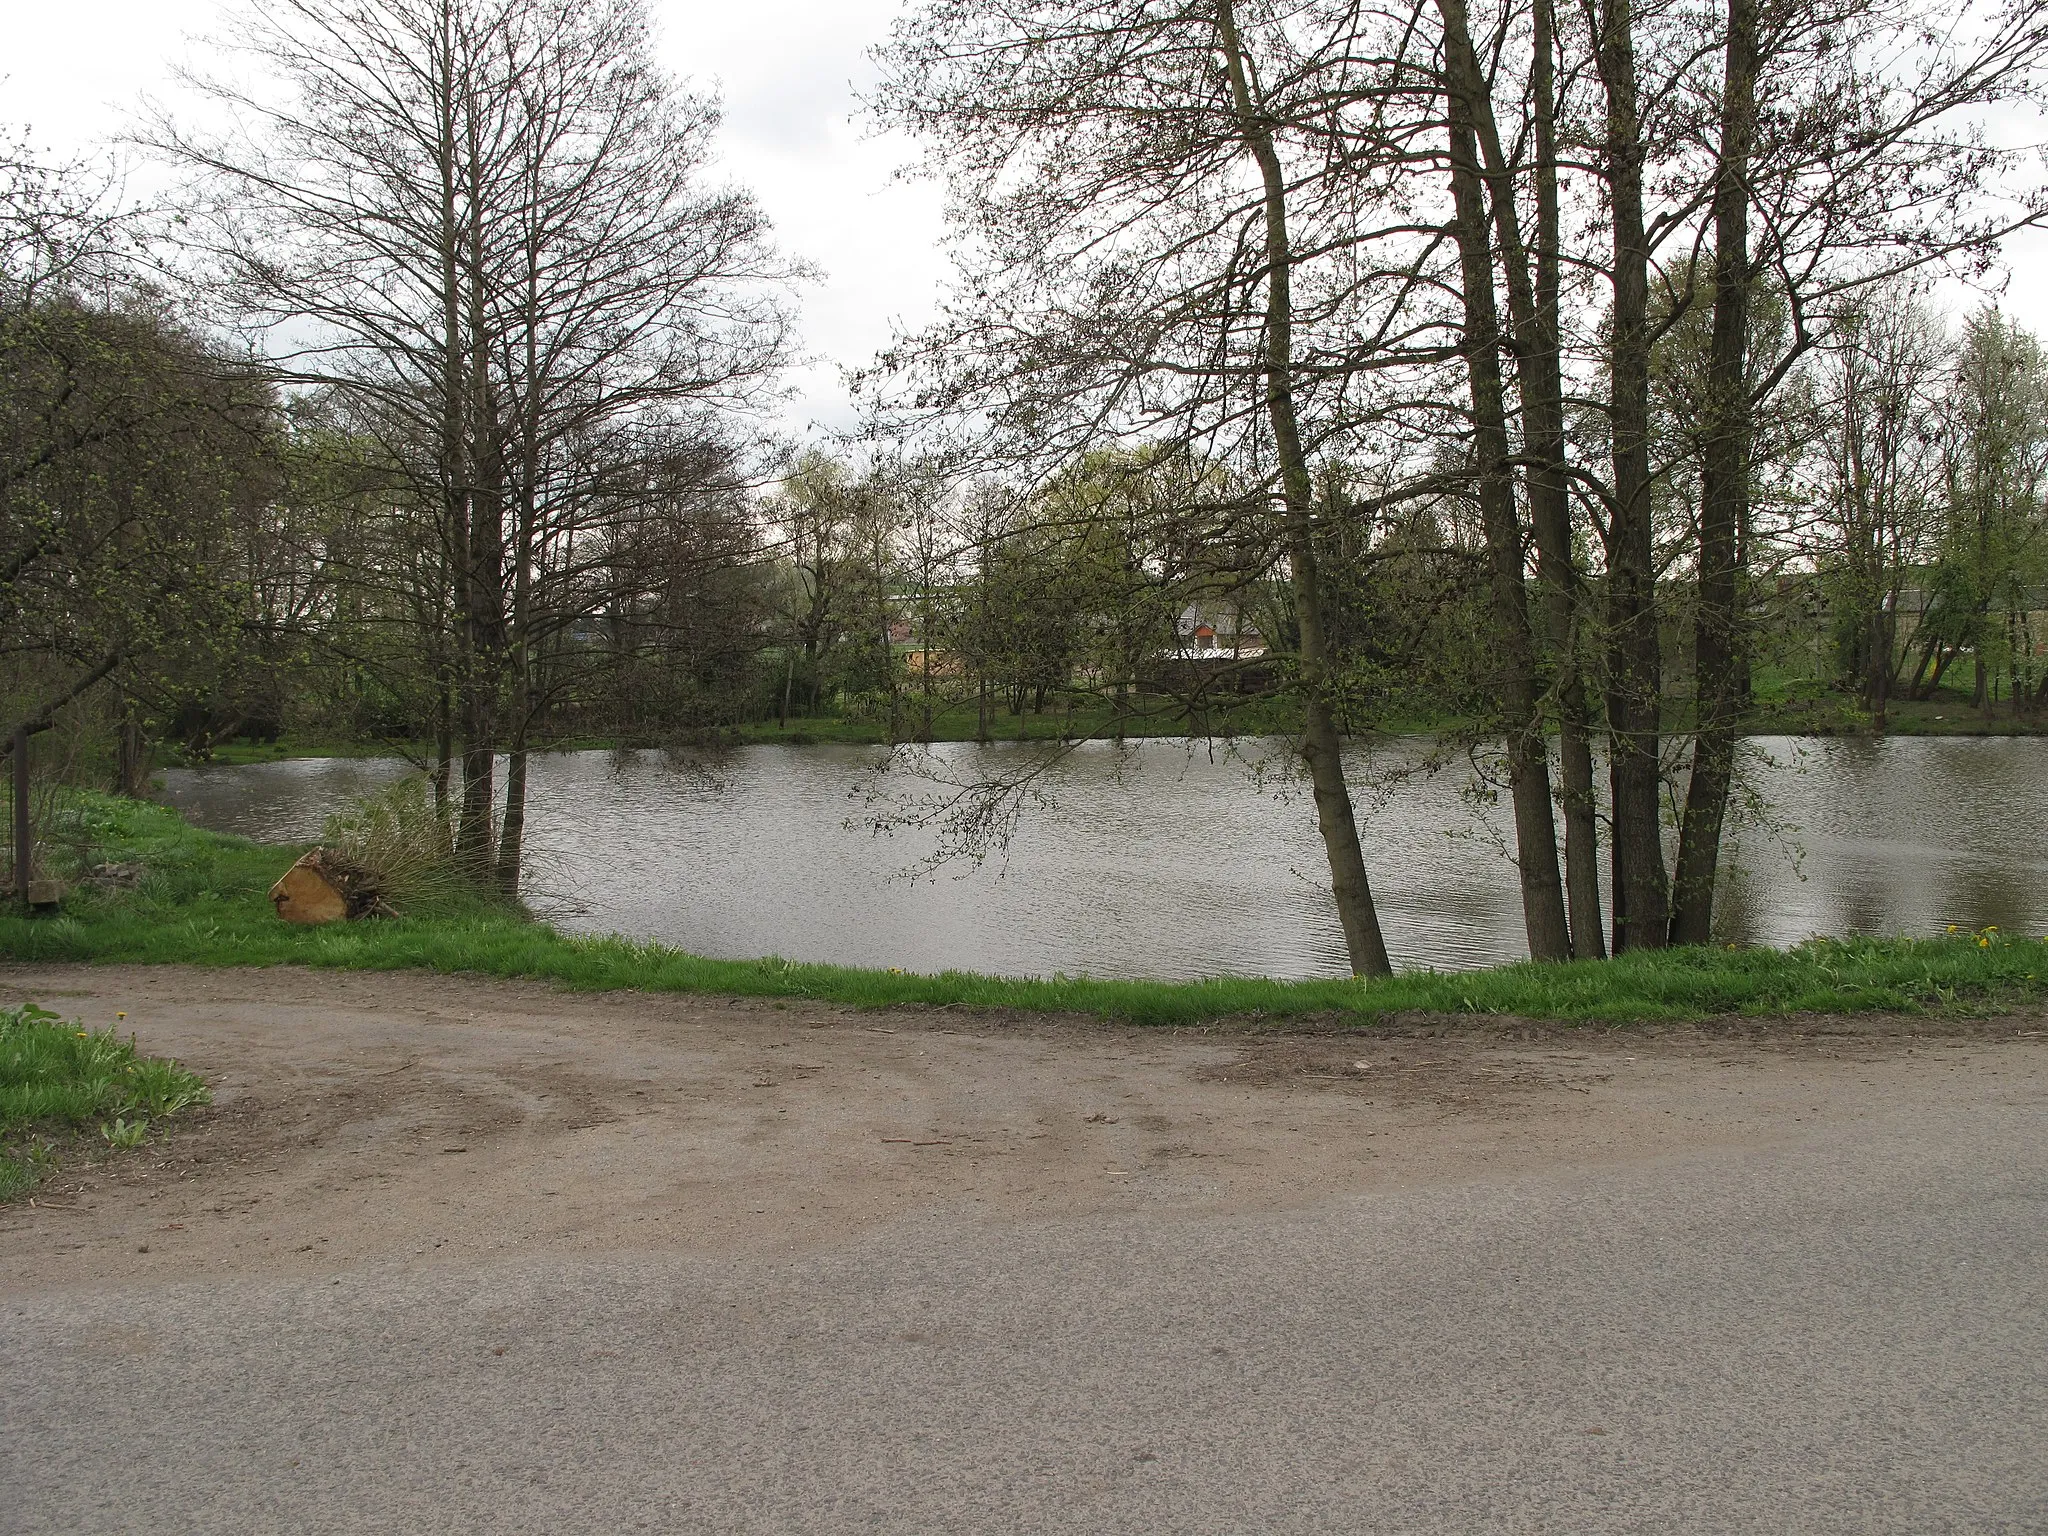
[{"xmin": 191, "ymin": 710, "xmax": 2048, "ymax": 768}]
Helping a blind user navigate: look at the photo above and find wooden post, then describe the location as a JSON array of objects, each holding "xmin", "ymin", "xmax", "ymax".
[
  {"xmin": 13, "ymin": 725, "xmax": 29, "ymax": 911},
  {"xmin": 117, "ymin": 703, "xmax": 144, "ymax": 797}
]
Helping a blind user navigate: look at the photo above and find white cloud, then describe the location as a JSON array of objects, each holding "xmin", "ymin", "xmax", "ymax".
[
  {"xmin": 0, "ymin": 0, "xmax": 951, "ymax": 442},
  {"xmin": 654, "ymin": 0, "xmax": 950, "ymax": 437}
]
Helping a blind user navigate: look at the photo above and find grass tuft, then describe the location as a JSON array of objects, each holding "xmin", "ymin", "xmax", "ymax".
[
  {"xmin": 319, "ymin": 775, "xmax": 498, "ymax": 919},
  {"xmin": 0, "ymin": 999, "xmax": 212, "ymax": 1199}
]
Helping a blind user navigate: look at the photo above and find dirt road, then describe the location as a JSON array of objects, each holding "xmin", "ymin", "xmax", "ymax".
[
  {"xmin": 3, "ymin": 966, "xmax": 2044, "ymax": 1533},
  {"xmin": 2, "ymin": 964, "xmax": 2035, "ymax": 1288}
]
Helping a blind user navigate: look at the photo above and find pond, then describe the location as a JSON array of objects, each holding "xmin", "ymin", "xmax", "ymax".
[{"xmin": 159, "ymin": 735, "xmax": 2048, "ymax": 980}]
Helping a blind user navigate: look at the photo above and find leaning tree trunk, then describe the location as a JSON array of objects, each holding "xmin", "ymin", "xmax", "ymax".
[
  {"xmin": 1219, "ymin": 0, "xmax": 1392, "ymax": 975},
  {"xmin": 1670, "ymin": 0, "xmax": 1758, "ymax": 945},
  {"xmin": 1441, "ymin": 47, "xmax": 1572, "ymax": 961}
]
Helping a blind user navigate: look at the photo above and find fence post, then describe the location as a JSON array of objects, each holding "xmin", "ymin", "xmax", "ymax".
[{"xmin": 12, "ymin": 725, "xmax": 28, "ymax": 910}]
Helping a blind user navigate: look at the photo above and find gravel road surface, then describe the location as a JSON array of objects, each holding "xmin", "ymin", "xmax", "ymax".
[{"xmin": 2, "ymin": 966, "xmax": 2042, "ymax": 1534}]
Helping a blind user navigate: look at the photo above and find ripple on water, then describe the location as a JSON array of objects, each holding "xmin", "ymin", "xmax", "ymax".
[{"xmin": 159, "ymin": 734, "xmax": 2048, "ymax": 979}]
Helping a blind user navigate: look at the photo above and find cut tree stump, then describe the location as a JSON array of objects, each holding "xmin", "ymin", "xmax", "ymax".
[{"xmin": 268, "ymin": 849, "xmax": 389, "ymax": 925}]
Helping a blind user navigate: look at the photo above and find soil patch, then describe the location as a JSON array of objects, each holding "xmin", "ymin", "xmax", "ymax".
[{"xmin": 3, "ymin": 964, "xmax": 2042, "ymax": 1295}]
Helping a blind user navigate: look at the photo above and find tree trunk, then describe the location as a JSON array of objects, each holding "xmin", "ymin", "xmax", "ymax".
[
  {"xmin": 13, "ymin": 724, "xmax": 30, "ymax": 909},
  {"xmin": 1446, "ymin": 0, "xmax": 1604, "ymax": 957},
  {"xmin": 497, "ymin": 738, "xmax": 527, "ymax": 897},
  {"xmin": 920, "ymin": 595, "xmax": 935, "ymax": 742},
  {"xmin": 1596, "ymin": 0, "xmax": 1670, "ymax": 952},
  {"xmin": 1670, "ymin": 0, "xmax": 1758, "ymax": 946},
  {"xmin": 1530, "ymin": 0, "xmax": 1606, "ymax": 961},
  {"xmin": 1219, "ymin": 0, "xmax": 1392, "ymax": 975},
  {"xmin": 1907, "ymin": 631, "xmax": 1938, "ymax": 700},
  {"xmin": 116, "ymin": 700, "xmax": 148, "ymax": 798},
  {"xmin": 434, "ymin": 672, "xmax": 454, "ymax": 829},
  {"xmin": 1924, "ymin": 640, "xmax": 1958, "ymax": 697},
  {"xmin": 1864, "ymin": 608, "xmax": 1893, "ymax": 731},
  {"xmin": 1439, "ymin": 27, "xmax": 1571, "ymax": 960},
  {"xmin": 458, "ymin": 679, "xmax": 496, "ymax": 873},
  {"xmin": 456, "ymin": 73, "xmax": 510, "ymax": 877},
  {"xmin": 433, "ymin": 0, "xmax": 490, "ymax": 874}
]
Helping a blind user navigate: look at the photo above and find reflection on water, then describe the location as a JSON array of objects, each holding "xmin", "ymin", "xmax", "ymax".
[
  {"xmin": 159, "ymin": 734, "xmax": 2048, "ymax": 980},
  {"xmin": 1712, "ymin": 735, "xmax": 2048, "ymax": 952}
]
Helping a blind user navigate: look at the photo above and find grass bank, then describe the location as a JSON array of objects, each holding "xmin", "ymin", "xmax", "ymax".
[
  {"xmin": 188, "ymin": 672, "xmax": 2045, "ymax": 766},
  {"xmin": 0, "ymin": 999, "xmax": 212, "ymax": 1199},
  {"xmin": 1744, "ymin": 669, "xmax": 2047, "ymax": 737},
  {"xmin": 192, "ymin": 696, "xmax": 1467, "ymax": 761},
  {"xmin": 4, "ymin": 793, "xmax": 2045, "ymax": 1030}
]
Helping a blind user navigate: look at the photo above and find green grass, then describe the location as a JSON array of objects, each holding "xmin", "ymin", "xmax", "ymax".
[
  {"xmin": 4, "ymin": 794, "xmax": 2046, "ymax": 1039},
  {"xmin": 739, "ymin": 695, "xmax": 1306, "ymax": 746},
  {"xmin": 190, "ymin": 676, "xmax": 2038, "ymax": 768},
  {"xmin": 0, "ymin": 999, "xmax": 212, "ymax": 1200},
  {"xmin": 201, "ymin": 736, "xmax": 426, "ymax": 765},
  {"xmin": 1745, "ymin": 669, "xmax": 2047, "ymax": 737},
  {"xmin": 197, "ymin": 694, "xmax": 1393, "ymax": 757}
]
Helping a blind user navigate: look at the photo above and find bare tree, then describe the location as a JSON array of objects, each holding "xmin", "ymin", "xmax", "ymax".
[
  {"xmin": 872, "ymin": 0, "xmax": 1459, "ymax": 972},
  {"xmin": 154, "ymin": 0, "xmax": 795, "ymax": 890}
]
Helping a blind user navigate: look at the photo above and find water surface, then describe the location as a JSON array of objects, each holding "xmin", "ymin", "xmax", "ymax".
[{"xmin": 160, "ymin": 735, "xmax": 2048, "ymax": 979}]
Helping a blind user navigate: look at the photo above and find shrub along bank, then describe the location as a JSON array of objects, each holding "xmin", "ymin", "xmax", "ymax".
[{"xmin": 3, "ymin": 794, "xmax": 2045, "ymax": 1029}]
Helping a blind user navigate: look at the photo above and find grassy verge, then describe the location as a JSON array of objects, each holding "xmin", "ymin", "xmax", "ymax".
[
  {"xmin": 1745, "ymin": 670, "xmax": 2047, "ymax": 737},
  {"xmin": 0, "ymin": 1000, "xmax": 212, "ymax": 1200},
  {"xmin": 735, "ymin": 696, "xmax": 1312, "ymax": 746},
  {"xmin": 3, "ymin": 793, "xmax": 2045, "ymax": 1033},
  {"xmin": 198, "ymin": 737, "xmax": 426, "ymax": 765},
  {"xmin": 194, "ymin": 695, "xmax": 1473, "ymax": 760}
]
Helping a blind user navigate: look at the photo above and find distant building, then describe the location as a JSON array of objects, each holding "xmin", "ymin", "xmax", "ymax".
[
  {"xmin": 1153, "ymin": 599, "xmax": 1274, "ymax": 693},
  {"xmin": 901, "ymin": 649, "xmax": 965, "ymax": 679},
  {"xmin": 1164, "ymin": 600, "xmax": 1266, "ymax": 660}
]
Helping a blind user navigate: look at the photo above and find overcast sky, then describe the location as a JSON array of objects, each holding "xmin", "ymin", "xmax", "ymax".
[
  {"xmin": 2, "ymin": 0, "xmax": 948, "ymax": 440},
  {"xmin": 6, "ymin": 0, "xmax": 2045, "ymax": 445}
]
